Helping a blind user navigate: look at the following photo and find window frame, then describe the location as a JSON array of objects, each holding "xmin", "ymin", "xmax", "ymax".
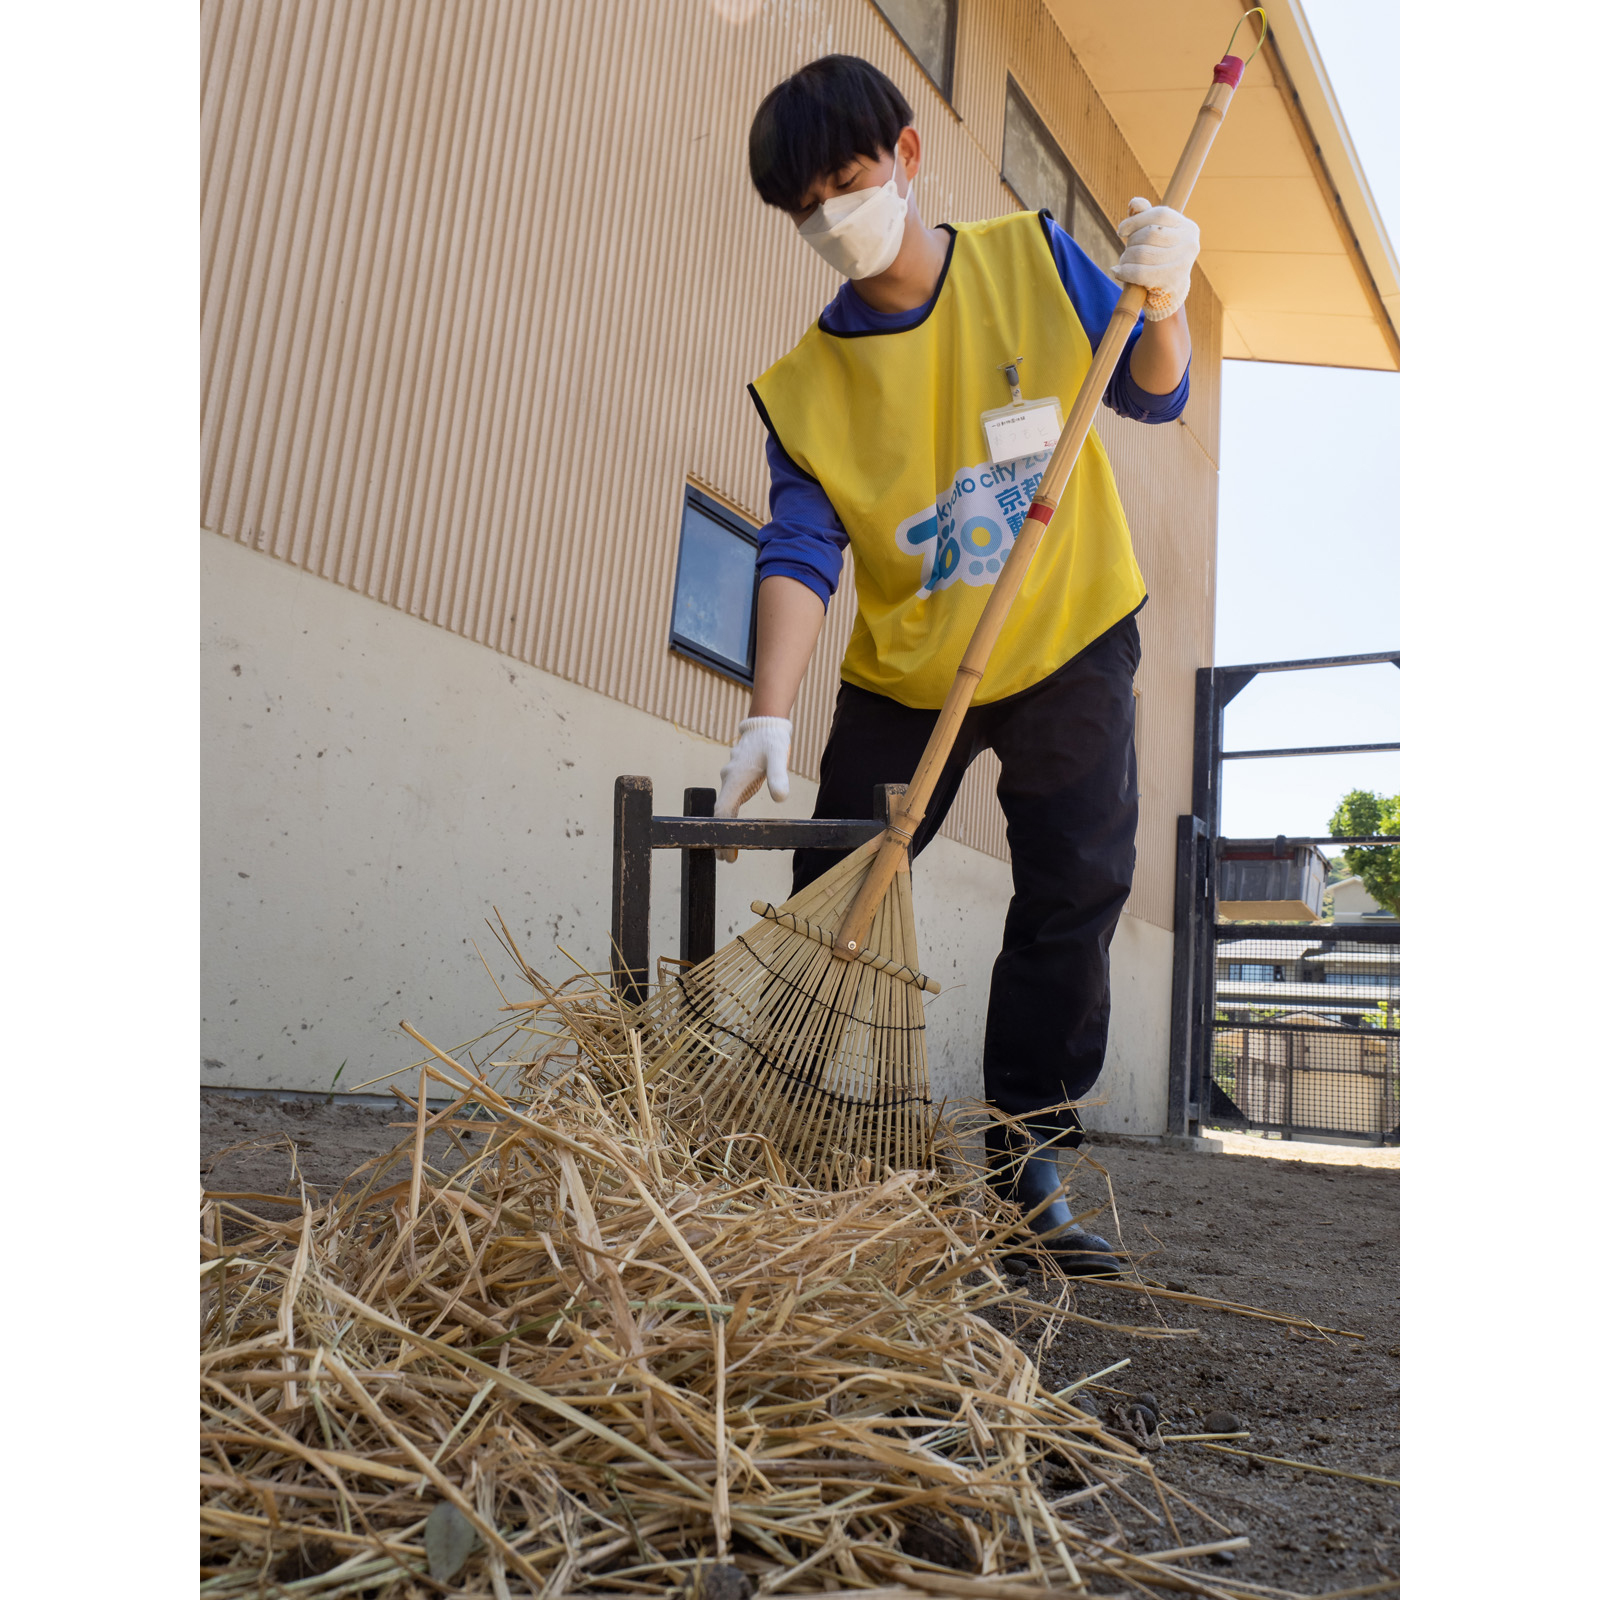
[
  {"xmin": 1229, "ymin": 963, "xmax": 1282, "ymax": 984},
  {"xmin": 869, "ymin": 0, "xmax": 961, "ymax": 108},
  {"xmin": 667, "ymin": 484, "xmax": 761, "ymax": 687},
  {"xmin": 999, "ymin": 75, "xmax": 1120, "ymax": 268}
]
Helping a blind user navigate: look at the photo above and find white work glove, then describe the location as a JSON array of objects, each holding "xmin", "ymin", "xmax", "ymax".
[
  {"xmin": 1113, "ymin": 196, "xmax": 1200, "ymax": 322},
  {"xmin": 713, "ymin": 717, "xmax": 792, "ymax": 863}
]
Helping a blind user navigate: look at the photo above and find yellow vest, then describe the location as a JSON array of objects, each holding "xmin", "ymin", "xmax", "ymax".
[{"xmin": 750, "ymin": 211, "xmax": 1146, "ymax": 708}]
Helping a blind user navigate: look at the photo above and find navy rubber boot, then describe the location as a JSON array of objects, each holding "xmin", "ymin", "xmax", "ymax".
[{"xmin": 985, "ymin": 1123, "xmax": 1122, "ymax": 1276}]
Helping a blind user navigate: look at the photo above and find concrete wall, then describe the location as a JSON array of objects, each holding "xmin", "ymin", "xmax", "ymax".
[{"xmin": 203, "ymin": 532, "xmax": 1170, "ymax": 1133}]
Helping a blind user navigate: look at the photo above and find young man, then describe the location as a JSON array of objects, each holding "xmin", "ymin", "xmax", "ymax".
[{"xmin": 714, "ymin": 56, "xmax": 1199, "ymax": 1272}]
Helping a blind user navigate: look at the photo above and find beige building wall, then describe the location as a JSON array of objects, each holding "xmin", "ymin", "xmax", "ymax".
[
  {"xmin": 201, "ymin": 0, "xmax": 1221, "ymax": 1128},
  {"xmin": 203, "ymin": 532, "xmax": 1169, "ymax": 1134}
]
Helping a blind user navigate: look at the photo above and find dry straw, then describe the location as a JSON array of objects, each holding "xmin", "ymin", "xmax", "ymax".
[{"xmin": 202, "ymin": 953, "xmax": 1346, "ymax": 1598}]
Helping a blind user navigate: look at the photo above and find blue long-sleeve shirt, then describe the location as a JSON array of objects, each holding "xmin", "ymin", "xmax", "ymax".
[{"xmin": 757, "ymin": 213, "xmax": 1190, "ymax": 606}]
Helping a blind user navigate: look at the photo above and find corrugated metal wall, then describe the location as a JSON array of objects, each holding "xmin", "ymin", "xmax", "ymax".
[{"xmin": 201, "ymin": 0, "xmax": 1219, "ymax": 929}]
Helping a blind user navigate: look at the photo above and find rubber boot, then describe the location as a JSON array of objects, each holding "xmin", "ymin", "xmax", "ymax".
[{"xmin": 986, "ymin": 1124, "xmax": 1122, "ymax": 1276}]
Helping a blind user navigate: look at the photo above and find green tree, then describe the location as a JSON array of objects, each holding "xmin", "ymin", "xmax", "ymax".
[{"xmin": 1328, "ymin": 789, "xmax": 1400, "ymax": 914}]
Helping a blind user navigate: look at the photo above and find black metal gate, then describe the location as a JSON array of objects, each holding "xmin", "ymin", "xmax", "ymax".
[{"xmin": 1167, "ymin": 652, "xmax": 1400, "ymax": 1146}]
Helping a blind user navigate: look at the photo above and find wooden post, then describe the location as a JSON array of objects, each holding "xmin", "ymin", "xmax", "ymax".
[
  {"xmin": 680, "ymin": 786, "xmax": 717, "ymax": 967},
  {"xmin": 611, "ymin": 776, "xmax": 653, "ymax": 1005},
  {"xmin": 1167, "ymin": 813, "xmax": 1203, "ymax": 1137}
]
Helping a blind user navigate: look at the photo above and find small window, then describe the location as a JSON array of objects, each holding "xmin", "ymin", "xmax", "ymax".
[
  {"xmin": 669, "ymin": 486, "xmax": 759, "ymax": 684},
  {"xmin": 872, "ymin": 1, "xmax": 959, "ymax": 100},
  {"xmin": 1001, "ymin": 78, "xmax": 1121, "ymax": 275},
  {"xmin": 1229, "ymin": 963, "xmax": 1279, "ymax": 984}
]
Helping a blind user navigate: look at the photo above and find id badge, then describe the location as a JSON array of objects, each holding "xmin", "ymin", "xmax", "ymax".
[{"xmin": 980, "ymin": 395, "xmax": 1062, "ymax": 466}]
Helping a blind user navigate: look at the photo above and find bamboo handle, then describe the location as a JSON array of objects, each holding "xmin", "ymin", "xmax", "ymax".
[{"xmin": 831, "ymin": 55, "xmax": 1250, "ymax": 963}]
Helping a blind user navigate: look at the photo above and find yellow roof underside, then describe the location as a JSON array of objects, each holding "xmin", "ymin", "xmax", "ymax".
[{"xmin": 1044, "ymin": 0, "xmax": 1399, "ymax": 371}]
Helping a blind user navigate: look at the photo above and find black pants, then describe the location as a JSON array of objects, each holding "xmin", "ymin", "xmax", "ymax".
[{"xmin": 793, "ymin": 611, "xmax": 1141, "ymax": 1147}]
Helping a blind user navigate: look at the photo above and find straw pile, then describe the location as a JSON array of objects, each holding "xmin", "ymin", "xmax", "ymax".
[{"xmin": 200, "ymin": 960, "xmax": 1234, "ymax": 1598}]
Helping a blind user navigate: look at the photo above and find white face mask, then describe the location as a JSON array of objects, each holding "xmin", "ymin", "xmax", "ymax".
[{"xmin": 796, "ymin": 149, "xmax": 910, "ymax": 280}]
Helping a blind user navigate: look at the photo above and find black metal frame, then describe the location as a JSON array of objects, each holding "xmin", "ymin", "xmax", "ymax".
[
  {"xmin": 610, "ymin": 776, "xmax": 902, "ymax": 1005},
  {"xmin": 667, "ymin": 486, "xmax": 760, "ymax": 686},
  {"xmin": 1168, "ymin": 651, "xmax": 1400, "ymax": 1143}
]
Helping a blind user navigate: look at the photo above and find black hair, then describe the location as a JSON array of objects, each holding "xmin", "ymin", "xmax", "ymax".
[{"xmin": 748, "ymin": 55, "xmax": 913, "ymax": 213}]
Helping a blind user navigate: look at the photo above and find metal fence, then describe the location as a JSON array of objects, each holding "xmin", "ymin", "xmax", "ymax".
[
  {"xmin": 1208, "ymin": 921, "xmax": 1398, "ymax": 1143},
  {"xmin": 1168, "ymin": 651, "xmax": 1400, "ymax": 1146}
]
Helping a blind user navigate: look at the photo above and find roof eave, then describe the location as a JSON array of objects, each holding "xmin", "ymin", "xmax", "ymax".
[{"xmin": 1260, "ymin": 0, "xmax": 1400, "ymax": 356}]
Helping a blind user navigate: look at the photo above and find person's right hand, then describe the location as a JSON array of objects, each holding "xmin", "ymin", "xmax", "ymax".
[{"xmin": 714, "ymin": 717, "xmax": 792, "ymax": 863}]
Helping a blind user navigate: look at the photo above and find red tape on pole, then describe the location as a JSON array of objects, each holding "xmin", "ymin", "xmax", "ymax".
[{"xmin": 1213, "ymin": 54, "xmax": 1245, "ymax": 87}]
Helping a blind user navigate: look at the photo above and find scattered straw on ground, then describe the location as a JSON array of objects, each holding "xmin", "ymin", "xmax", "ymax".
[{"xmin": 200, "ymin": 949, "xmax": 1365, "ymax": 1598}]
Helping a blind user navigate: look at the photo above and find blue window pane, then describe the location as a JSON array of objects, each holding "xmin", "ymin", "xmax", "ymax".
[{"xmin": 673, "ymin": 503, "xmax": 756, "ymax": 670}]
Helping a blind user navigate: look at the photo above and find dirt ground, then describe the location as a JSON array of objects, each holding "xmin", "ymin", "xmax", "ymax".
[
  {"xmin": 995, "ymin": 1136, "xmax": 1400, "ymax": 1594},
  {"xmin": 201, "ymin": 1093, "xmax": 1398, "ymax": 1596}
]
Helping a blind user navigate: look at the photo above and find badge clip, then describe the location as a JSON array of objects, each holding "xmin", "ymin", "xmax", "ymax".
[{"xmin": 980, "ymin": 356, "xmax": 1062, "ymax": 467}]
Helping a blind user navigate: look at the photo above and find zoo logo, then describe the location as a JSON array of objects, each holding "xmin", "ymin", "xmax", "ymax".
[{"xmin": 893, "ymin": 454, "xmax": 1049, "ymax": 597}]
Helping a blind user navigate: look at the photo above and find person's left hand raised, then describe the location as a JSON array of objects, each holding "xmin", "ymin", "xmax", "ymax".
[{"xmin": 1113, "ymin": 197, "xmax": 1200, "ymax": 321}]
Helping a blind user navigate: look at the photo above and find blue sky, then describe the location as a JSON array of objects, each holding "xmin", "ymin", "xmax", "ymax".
[{"xmin": 1211, "ymin": 1, "xmax": 1399, "ymax": 842}]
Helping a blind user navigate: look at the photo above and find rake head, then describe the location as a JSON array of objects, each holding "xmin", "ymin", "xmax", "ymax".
[{"xmin": 635, "ymin": 838, "xmax": 939, "ymax": 1182}]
